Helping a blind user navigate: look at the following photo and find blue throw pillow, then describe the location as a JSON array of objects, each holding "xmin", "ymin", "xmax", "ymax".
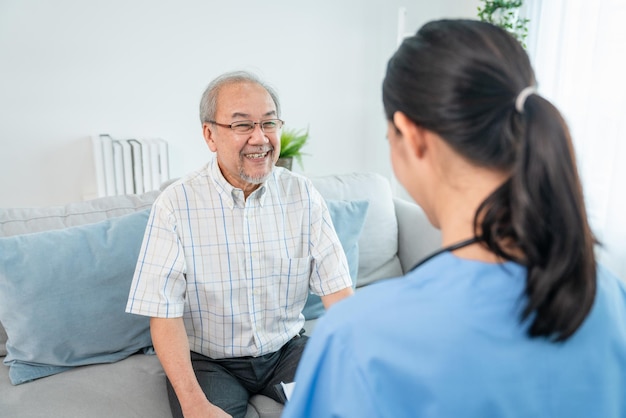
[
  {"xmin": 302, "ymin": 199, "xmax": 369, "ymax": 320},
  {"xmin": 0, "ymin": 210, "xmax": 152, "ymax": 385}
]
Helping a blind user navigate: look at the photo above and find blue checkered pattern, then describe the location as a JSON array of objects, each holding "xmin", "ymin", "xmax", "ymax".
[{"xmin": 126, "ymin": 158, "xmax": 351, "ymax": 358}]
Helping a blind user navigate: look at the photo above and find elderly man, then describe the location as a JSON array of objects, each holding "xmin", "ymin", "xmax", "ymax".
[{"xmin": 126, "ymin": 71, "xmax": 353, "ymax": 418}]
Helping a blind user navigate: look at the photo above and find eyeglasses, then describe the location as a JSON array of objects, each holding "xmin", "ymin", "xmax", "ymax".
[{"xmin": 209, "ymin": 118, "xmax": 284, "ymax": 134}]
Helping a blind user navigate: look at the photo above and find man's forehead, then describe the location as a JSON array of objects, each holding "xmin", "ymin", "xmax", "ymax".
[
  {"xmin": 230, "ymin": 110, "xmax": 277, "ymax": 119},
  {"xmin": 216, "ymin": 82, "xmax": 276, "ymax": 117}
]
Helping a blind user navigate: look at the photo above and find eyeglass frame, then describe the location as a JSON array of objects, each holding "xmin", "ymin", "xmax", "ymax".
[{"xmin": 208, "ymin": 118, "xmax": 285, "ymax": 134}]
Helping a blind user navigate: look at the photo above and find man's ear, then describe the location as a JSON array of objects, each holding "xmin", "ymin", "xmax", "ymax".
[
  {"xmin": 392, "ymin": 111, "xmax": 428, "ymax": 159},
  {"xmin": 202, "ymin": 123, "xmax": 218, "ymax": 152}
]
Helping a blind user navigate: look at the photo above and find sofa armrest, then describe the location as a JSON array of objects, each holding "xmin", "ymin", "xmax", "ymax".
[{"xmin": 394, "ymin": 197, "xmax": 441, "ymax": 274}]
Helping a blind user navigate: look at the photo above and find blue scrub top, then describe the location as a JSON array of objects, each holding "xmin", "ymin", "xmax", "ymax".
[{"xmin": 283, "ymin": 252, "xmax": 626, "ymax": 418}]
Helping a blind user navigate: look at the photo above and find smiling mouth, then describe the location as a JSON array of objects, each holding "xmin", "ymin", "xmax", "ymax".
[{"xmin": 244, "ymin": 150, "xmax": 272, "ymax": 159}]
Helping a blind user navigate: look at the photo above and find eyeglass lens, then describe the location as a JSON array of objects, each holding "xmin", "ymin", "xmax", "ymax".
[{"xmin": 232, "ymin": 119, "xmax": 282, "ymax": 133}]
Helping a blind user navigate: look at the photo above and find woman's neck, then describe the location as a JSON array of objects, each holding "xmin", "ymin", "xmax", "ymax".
[{"xmin": 434, "ymin": 166, "xmax": 510, "ymax": 263}]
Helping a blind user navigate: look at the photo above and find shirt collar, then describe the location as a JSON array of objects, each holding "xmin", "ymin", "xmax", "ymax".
[{"xmin": 208, "ymin": 158, "xmax": 269, "ymax": 208}]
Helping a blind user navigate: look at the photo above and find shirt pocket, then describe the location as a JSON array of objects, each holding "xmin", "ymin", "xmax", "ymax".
[{"xmin": 255, "ymin": 256, "xmax": 312, "ymax": 314}]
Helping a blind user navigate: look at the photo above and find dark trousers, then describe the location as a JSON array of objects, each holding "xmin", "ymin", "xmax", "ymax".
[{"xmin": 166, "ymin": 333, "xmax": 308, "ymax": 418}]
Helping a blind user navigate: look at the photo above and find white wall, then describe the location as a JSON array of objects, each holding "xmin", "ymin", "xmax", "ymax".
[{"xmin": 0, "ymin": 0, "xmax": 479, "ymax": 207}]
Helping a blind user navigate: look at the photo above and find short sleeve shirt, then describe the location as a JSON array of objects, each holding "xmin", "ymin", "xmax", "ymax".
[{"xmin": 126, "ymin": 159, "xmax": 352, "ymax": 358}]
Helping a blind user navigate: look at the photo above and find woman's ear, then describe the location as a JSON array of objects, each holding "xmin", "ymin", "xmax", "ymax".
[{"xmin": 392, "ymin": 111, "xmax": 428, "ymax": 159}]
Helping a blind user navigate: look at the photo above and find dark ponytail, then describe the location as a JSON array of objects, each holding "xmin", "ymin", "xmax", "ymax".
[
  {"xmin": 478, "ymin": 95, "xmax": 596, "ymax": 341},
  {"xmin": 383, "ymin": 19, "xmax": 597, "ymax": 341}
]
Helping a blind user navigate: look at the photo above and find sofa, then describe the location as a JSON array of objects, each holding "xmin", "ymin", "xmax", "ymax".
[{"xmin": 0, "ymin": 171, "xmax": 441, "ymax": 418}]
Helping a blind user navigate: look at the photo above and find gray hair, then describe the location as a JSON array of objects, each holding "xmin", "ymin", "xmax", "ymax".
[{"xmin": 199, "ymin": 71, "xmax": 281, "ymax": 123}]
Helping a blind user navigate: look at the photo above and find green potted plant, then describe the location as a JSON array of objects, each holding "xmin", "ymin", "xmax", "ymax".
[
  {"xmin": 277, "ymin": 126, "xmax": 309, "ymax": 170},
  {"xmin": 477, "ymin": 0, "xmax": 530, "ymax": 48}
]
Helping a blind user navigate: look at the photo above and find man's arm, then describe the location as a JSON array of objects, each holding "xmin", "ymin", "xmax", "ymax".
[
  {"xmin": 150, "ymin": 317, "xmax": 231, "ymax": 418},
  {"xmin": 320, "ymin": 287, "xmax": 354, "ymax": 310}
]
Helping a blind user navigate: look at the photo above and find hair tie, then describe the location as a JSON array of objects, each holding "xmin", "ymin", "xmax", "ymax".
[{"xmin": 515, "ymin": 86, "xmax": 536, "ymax": 113}]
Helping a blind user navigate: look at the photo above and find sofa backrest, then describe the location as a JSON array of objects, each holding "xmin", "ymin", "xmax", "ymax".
[
  {"xmin": 311, "ymin": 172, "xmax": 403, "ymax": 287},
  {"xmin": 0, "ymin": 172, "xmax": 402, "ymax": 357},
  {"xmin": 0, "ymin": 192, "xmax": 160, "ymax": 237}
]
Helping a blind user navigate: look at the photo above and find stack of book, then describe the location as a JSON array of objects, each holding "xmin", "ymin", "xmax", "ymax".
[{"xmin": 92, "ymin": 134, "xmax": 170, "ymax": 197}]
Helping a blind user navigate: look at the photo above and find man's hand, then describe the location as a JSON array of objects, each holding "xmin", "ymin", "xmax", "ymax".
[{"xmin": 181, "ymin": 397, "xmax": 232, "ymax": 418}]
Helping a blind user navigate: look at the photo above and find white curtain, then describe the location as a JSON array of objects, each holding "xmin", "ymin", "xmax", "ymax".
[{"xmin": 526, "ymin": 0, "xmax": 626, "ymax": 281}]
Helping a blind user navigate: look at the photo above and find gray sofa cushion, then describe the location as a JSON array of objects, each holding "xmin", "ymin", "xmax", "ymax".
[
  {"xmin": 311, "ymin": 172, "xmax": 403, "ymax": 286},
  {"xmin": 0, "ymin": 191, "xmax": 159, "ymax": 237},
  {"xmin": 0, "ymin": 354, "xmax": 171, "ymax": 417}
]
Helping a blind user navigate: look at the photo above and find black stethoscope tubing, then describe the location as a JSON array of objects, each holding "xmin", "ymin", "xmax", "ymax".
[{"xmin": 408, "ymin": 236, "xmax": 480, "ymax": 272}]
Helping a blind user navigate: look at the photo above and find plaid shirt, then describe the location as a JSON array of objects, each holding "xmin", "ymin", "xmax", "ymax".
[{"xmin": 126, "ymin": 158, "xmax": 351, "ymax": 359}]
